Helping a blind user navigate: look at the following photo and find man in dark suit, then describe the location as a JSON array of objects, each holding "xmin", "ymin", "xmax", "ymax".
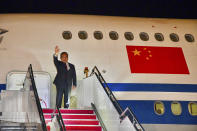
[{"xmin": 53, "ymin": 46, "xmax": 77, "ymax": 108}]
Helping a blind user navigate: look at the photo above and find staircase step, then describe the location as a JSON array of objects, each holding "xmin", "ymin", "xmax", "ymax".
[
  {"xmin": 47, "ymin": 125, "xmax": 102, "ymax": 131},
  {"xmin": 43, "ymin": 108, "xmax": 94, "ymax": 114},
  {"xmin": 66, "ymin": 125, "xmax": 102, "ymax": 131},
  {"xmin": 45, "ymin": 119, "xmax": 99, "ymax": 125},
  {"xmin": 44, "ymin": 114, "xmax": 97, "ymax": 119}
]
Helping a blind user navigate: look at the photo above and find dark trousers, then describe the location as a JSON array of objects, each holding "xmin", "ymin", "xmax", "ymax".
[{"xmin": 56, "ymin": 84, "xmax": 71, "ymax": 108}]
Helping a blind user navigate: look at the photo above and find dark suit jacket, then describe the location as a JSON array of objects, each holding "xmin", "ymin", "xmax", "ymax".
[{"xmin": 53, "ymin": 55, "xmax": 77, "ymax": 88}]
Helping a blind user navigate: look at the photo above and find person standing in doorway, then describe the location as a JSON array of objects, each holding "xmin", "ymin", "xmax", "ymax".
[{"xmin": 53, "ymin": 46, "xmax": 77, "ymax": 108}]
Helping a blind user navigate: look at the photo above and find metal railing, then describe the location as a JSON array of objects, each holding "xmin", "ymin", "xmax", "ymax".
[
  {"xmin": 51, "ymin": 106, "xmax": 66, "ymax": 131},
  {"xmin": 91, "ymin": 66, "xmax": 145, "ymax": 131},
  {"xmin": 91, "ymin": 103, "xmax": 107, "ymax": 131},
  {"xmin": 25, "ymin": 64, "xmax": 47, "ymax": 131}
]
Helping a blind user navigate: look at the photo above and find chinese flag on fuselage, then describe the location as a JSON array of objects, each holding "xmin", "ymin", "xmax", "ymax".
[{"xmin": 126, "ymin": 45, "xmax": 189, "ymax": 74}]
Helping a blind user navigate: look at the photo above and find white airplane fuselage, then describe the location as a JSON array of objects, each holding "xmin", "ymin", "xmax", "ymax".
[{"xmin": 0, "ymin": 14, "xmax": 197, "ymax": 131}]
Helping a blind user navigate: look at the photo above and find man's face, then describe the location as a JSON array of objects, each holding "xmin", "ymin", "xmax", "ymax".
[{"xmin": 61, "ymin": 54, "xmax": 68, "ymax": 63}]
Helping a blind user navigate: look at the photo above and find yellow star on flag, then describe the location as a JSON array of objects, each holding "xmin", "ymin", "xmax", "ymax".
[{"xmin": 132, "ymin": 49, "xmax": 141, "ymax": 56}]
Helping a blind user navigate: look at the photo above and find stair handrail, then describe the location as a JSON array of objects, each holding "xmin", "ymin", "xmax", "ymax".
[
  {"xmin": 90, "ymin": 66, "xmax": 145, "ymax": 131},
  {"xmin": 57, "ymin": 106, "xmax": 66, "ymax": 131},
  {"xmin": 91, "ymin": 103, "xmax": 107, "ymax": 131},
  {"xmin": 51, "ymin": 104, "xmax": 66, "ymax": 130},
  {"xmin": 120, "ymin": 107, "xmax": 144, "ymax": 131},
  {"xmin": 26, "ymin": 64, "xmax": 47, "ymax": 131}
]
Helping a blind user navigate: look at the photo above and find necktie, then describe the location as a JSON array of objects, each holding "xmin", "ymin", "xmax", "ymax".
[{"xmin": 65, "ymin": 64, "xmax": 67, "ymax": 71}]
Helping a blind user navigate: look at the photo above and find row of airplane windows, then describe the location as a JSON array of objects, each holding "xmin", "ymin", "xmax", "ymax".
[
  {"xmin": 62, "ymin": 31, "xmax": 195, "ymax": 43},
  {"xmin": 154, "ymin": 101, "xmax": 197, "ymax": 116}
]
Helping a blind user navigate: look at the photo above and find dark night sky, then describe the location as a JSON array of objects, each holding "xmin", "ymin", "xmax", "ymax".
[{"xmin": 0, "ymin": 0, "xmax": 197, "ymax": 19}]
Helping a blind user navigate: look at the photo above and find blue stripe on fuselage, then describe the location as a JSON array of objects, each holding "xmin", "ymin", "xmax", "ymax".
[
  {"xmin": 118, "ymin": 100, "xmax": 197, "ymax": 124},
  {"xmin": 0, "ymin": 84, "xmax": 6, "ymax": 92},
  {"xmin": 107, "ymin": 83, "xmax": 197, "ymax": 92}
]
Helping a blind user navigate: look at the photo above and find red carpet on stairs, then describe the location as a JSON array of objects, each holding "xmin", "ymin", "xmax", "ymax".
[{"xmin": 43, "ymin": 108, "xmax": 102, "ymax": 131}]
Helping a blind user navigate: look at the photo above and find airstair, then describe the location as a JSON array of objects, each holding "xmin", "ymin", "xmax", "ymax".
[{"xmin": 0, "ymin": 65, "xmax": 144, "ymax": 131}]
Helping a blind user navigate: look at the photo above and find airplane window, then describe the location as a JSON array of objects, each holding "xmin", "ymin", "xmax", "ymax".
[
  {"xmin": 170, "ymin": 33, "xmax": 179, "ymax": 42},
  {"xmin": 139, "ymin": 32, "xmax": 149, "ymax": 41},
  {"xmin": 62, "ymin": 31, "xmax": 72, "ymax": 40},
  {"xmin": 78, "ymin": 31, "xmax": 88, "ymax": 40},
  {"xmin": 188, "ymin": 102, "xmax": 197, "ymax": 116},
  {"xmin": 94, "ymin": 31, "xmax": 103, "ymax": 40},
  {"xmin": 185, "ymin": 34, "xmax": 195, "ymax": 42},
  {"xmin": 171, "ymin": 102, "xmax": 182, "ymax": 115},
  {"xmin": 154, "ymin": 101, "xmax": 165, "ymax": 115},
  {"xmin": 109, "ymin": 31, "xmax": 119, "ymax": 40},
  {"xmin": 155, "ymin": 33, "xmax": 164, "ymax": 41},
  {"xmin": 124, "ymin": 32, "xmax": 134, "ymax": 41}
]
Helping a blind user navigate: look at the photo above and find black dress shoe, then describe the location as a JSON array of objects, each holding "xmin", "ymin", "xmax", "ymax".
[{"xmin": 64, "ymin": 104, "xmax": 69, "ymax": 108}]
